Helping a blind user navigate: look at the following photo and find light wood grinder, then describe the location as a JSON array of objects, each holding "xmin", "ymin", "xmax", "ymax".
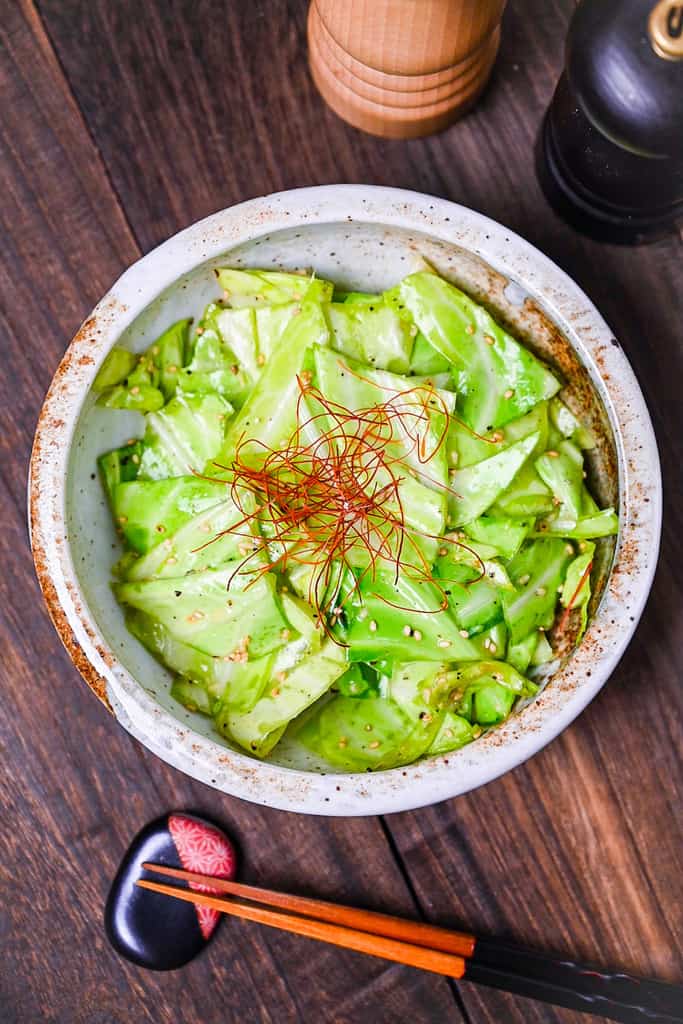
[{"xmin": 307, "ymin": 0, "xmax": 507, "ymax": 139}]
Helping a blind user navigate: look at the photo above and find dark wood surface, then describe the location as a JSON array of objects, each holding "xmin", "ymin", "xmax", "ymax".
[{"xmin": 1, "ymin": 1, "xmax": 681, "ymax": 1021}]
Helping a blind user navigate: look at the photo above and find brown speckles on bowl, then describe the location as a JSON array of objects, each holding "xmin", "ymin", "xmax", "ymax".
[{"xmin": 30, "ymin": 503, "xmax": 113, "ymax": 713}]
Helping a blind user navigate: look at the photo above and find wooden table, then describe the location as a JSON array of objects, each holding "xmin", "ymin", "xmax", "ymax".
[{"xmin": 2, "ymin": 2, "xmax": 681, "ymax": 1021}]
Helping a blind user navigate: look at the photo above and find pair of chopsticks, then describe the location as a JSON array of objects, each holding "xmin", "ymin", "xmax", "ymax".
[{"xmin": 138, "ymin": 865, "xmax": 683, "ymax": 1024}]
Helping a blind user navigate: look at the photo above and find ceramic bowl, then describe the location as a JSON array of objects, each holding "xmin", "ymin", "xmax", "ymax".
[{"xmin": 30, "ymin": 185, "xmax": 661, "ymax": 815}]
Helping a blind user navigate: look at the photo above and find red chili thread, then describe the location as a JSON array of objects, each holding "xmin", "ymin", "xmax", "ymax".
[
  {"xmin": 556, "ymin": 559, "xmax": 594, "ymax": 634},
  {"xmin": 194, "ymin": 374, "xmax": 486, "ymax": 632}
]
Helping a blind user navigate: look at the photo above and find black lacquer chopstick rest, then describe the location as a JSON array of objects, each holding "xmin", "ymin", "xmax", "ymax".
[{"xmin": 105, "ymin": 812, "xmax": 237, "ymax": 970}]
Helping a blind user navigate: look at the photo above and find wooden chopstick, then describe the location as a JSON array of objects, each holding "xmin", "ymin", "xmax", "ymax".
[
  {"xmin": 137, "ymin": 878, "xmax": 467, "ymax": 979},
  {"xmin": 138, "ymin": 865, "xmax": 683, "ymax": 1022},
  {"xmin": 140, "ymin": 861, "xmax": 475, "ymax": 957}
]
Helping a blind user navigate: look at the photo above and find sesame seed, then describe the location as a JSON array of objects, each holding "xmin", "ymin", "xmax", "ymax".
[
  {"xmin": 166, "ymin": 556, "xmax": 177, "ymax": 566},
  {"xmin": 465, "ymin": 324, "xmax": 475, "ymax": 335},
  {"xmin": 491, "ymin": 430, "xmax": 505, "ymax": 442},
  {"xmin": 438, "ymin": 547, "xmax": 448, "ymax": 557},
  {"xmin": 423, "ymin": 688, "xmax": 431, "ymax": 702},
  {"xmin": 131, "ymin": 453, "xmax": 140, "ymax": 465},
  {"xmin": 364, "ymin": 724, "xmax": 373, "ymax": 732},
  {"xmin": 338, "ymin": 737, "xmax": 348, "ymax": 748},
  {"xmin": 565, "ymin": 544, "xmax": 574, "ymax": 554},
  {"xmin": 489, "ymin": 642, "xmax": 497, "ymax": 654},
  {"xmin": 538, "ymin": 626, "xmax": 546, "ymax": 633},
  {"xmin": 582, "ymin": 470, "xmax": 587, "ymax": 479},
  {"xmin": 117, "ymin": 515, "xmax": 128, "ymax": 524},
  {"xmin": 167, "ymin": 365, "xmax": 178, "ymax": 374},
  {"xmin": 472, "ymin": 726, "xmax": 483, "ymax": 738},
  {"xmin": 504, "ymin": 388, "xmax": 514, "ymax": 398},
  {"xmin": 535, "ymin": 587, "xmax": 547, "ymax": 597},
  {"xmin": 483, "ymin": 638, "xmax": 492, "ymax": 651},
  {"xmin": 445, "ymin": 728, "xmax": 454, "ymax": 739},
  {"xmin": 437, "ymin": 639, "xmax": 451, "ymax": 649},
  {"xmin": 130, "ymin": 385, "xmax": 140, "ymax": 395},
  {"xmin": 270, "ymin": 687, "xmax": 280, "ymax": 698},
  {"xmin": 126, "ymin": 439, "xmax": 137, "ymax": 446},
  {"xmin": 484, "ymin": 334, "xmax": 495, "ymax": 345},
  {"xmin": 547, "ymin": 450, "xmax": 559, "ymax": 458},
  {"xmin": 368, "ymin": 740, "xmax": 381, "ymax": 749},
  {"xmin": 276, "ymin": 671, "xmax": 287, "ymax": 684},
  {"xmin": 402, "ymin": 625, "xmax": 412, "ymax": 636},
  {"xmin": 413, "ymin": 629, "xmax": 422, "ymax": 641},
  {"xmin": 222, "ymin": 290, "xmax": 230, "ymax": 301},
  {"xmin": 280, "ymin": 628, "xmax": 291, "ymax": 641},
  {"xmin": 151, "ymin": 346, "xmax": 160, "ymax": 356},
  {"xmin": 409, "ymin": 323, "xmax": 418, "ymax": 337},
  {"xmin": 187, "ymin": 610, "xmax": 204, "ymax": 623},
  {"xmin": 357, "ymin": 608, "xmax": 368, "ymax": 621},
  {"xmin": 196, "ymin": 327, "xmax": 204, "ymax": 336},
  {"xmin": 369, "ymin": 620, "xmax": 378, "ymax": 632},
  {"xmin": 518, "ymin": 574, "xmax": 531, "ymax": 585},
  {"xmin": 552, "ymin": 497, "xmax": 561, "ymax": 506},
  {"xmin": 257, "ymin": 353, "xmax": 266, "ymax": 366},
  {"xmin": 459, "ymin": 629, "xmax": 469, "ymax": 638}
]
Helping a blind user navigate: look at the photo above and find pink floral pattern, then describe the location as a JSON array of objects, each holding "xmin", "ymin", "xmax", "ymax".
[{"xmin": 168, "ymin": 814, "xmax": 237, "ymax": 939}]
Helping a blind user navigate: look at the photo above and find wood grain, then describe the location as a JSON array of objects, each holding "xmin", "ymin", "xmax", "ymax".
[
  {"xmin": 0, "ymin": 3, "xmax": 460, "ymax": 1022},
  {"xmin": 2, "ymin": 0, "xmax": 682, "ymax": 1022}
]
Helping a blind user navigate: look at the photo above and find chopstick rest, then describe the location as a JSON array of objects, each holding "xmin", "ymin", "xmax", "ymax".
[{"xmin": 105, "ymin": 813, "xmax": 237, "ymax": 970}]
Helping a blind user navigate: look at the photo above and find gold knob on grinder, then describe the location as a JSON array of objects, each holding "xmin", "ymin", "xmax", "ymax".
[{"xmin": 648, "ymin": 0, "xmax": 683, "ymax": 59}]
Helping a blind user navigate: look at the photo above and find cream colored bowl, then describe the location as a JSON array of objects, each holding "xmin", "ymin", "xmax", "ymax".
[{"xmin": 30, "ymin": 186, "xmax": 661, "ymax": 814}]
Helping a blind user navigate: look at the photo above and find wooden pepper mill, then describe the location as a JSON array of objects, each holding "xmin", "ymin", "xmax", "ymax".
[{"xmin": 308, "ymin": 0, "xmax": 507, "ymax": 139}]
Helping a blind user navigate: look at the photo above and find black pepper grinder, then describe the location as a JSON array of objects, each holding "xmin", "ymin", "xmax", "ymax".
[{"xmin": 538, "ymin": 0, "xmax": 683, "ymax": 244}]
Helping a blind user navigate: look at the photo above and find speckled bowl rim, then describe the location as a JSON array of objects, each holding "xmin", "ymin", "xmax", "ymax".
[{"xmin": 29, "ymin": 185, "xmax": 661, "ymax": 815}]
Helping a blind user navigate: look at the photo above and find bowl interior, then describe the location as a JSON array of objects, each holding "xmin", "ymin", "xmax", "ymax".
[{"xmin": 66, "ymin": 220, "xmax": 618, "ymax": 772}]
